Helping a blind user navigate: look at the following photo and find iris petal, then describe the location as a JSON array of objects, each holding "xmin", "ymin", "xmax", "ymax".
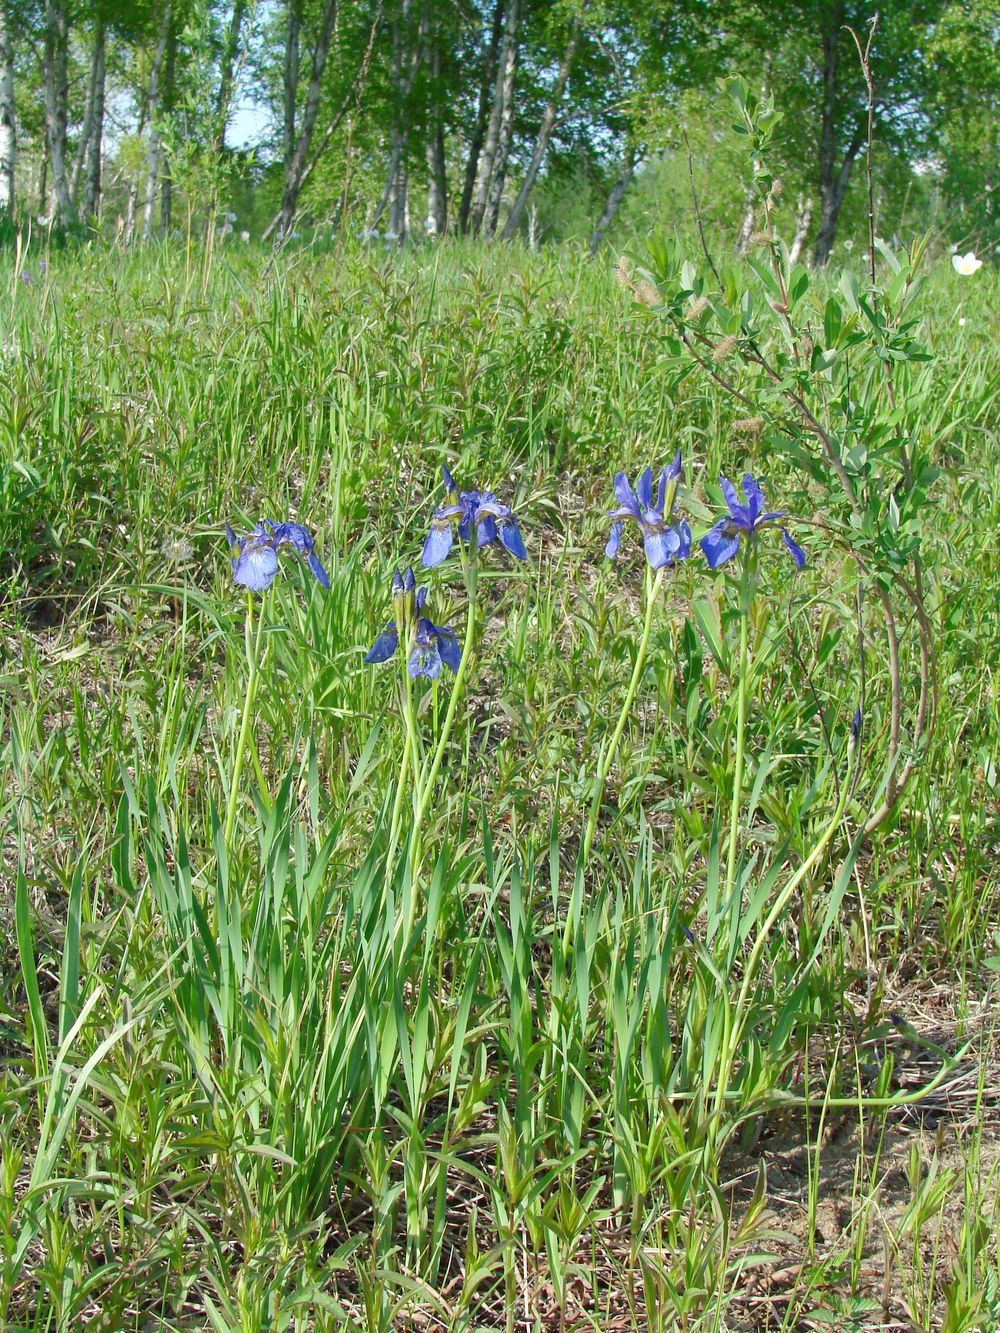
[
  {"xmin": 606, "ymin": 520, "xmax": 623, "ymax": 559},
  {"xmin": 636, "ymin": 466, "xmax": 654, "ymax": 511},
  {"xmin": 408, "ymin": 639, "xmax": 443, "ymax": 680},
  {"xmin": 720, "ymin": 475, "xmax": 751, "ymax": 529},
  {"xmin": 422, "ymin": 524, "xmax": 454, "ymax": 567},
  {"xmin": 498, "ymin": 516, "xmax": 526, "ymax": 560},
  {"xmin": 699, "ymin": 520, "xmax": 741, "ymax": 569},
  {"xmin": 272, "ymin": 521, "xmax": 314, "ymax": 552},
  {"xmin": 782, "ymin": 528, "xmax": 806, "ymax": 568},
  {"xmin": 233, "ymin": 543, "xmax": 279, "ymax": 590},
  {"xmin": 437, "ymin": 628, "xmax": 462, "ymax": 672},
  {"xmin": 307, "ymin": 552, "xmax": 330, "ymax": 588},
  {"xmin": 613, "ymin": 472, "xmax": 641, "ymax": 517},
  {"xmin": 741, "ymin": 474, "xmax": 766, "ymax": 524},
  {"xmin": 476, "ymin": 516, "xmax": 498, "ymax": 547},
  {"xmin": 644, "ymin": 528, "xmax": 678, "ymax": 569},
  {"xmin": 365, "ymin": 627, "xmax": 399, "ymax": 664}
]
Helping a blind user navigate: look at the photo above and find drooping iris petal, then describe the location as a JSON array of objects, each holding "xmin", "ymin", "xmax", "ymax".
[
  {"xmin": 437, "ymin": 628, "xmax": 461, "ymax": 672},
  {"xmin": 422, "ymin": 523, "xmax": 454, "ymax": 567},
  {"xmin": 782, "ymin": 528, "xmax": 806, "ymax": 568},
  {"xmin": 307, "ymin": 552, "xmax": 331, "ymax": 588},
  {"xmin": 644, "ymin": 527, "xmax": 681, "ymax": 569},
  {"xmin": 676, "ymin": 519, "xmax": 693, "ymax": 559},
  {"xmin": 605, "ymin": 520, "xmax": 623, "ymax": 559},
  {"xmin": 408, "ymin": 630, "xmax": 443, "ymax": 680},
  {"xmin": 476, "ymin": 515, "xmax": 498, "ymax": 547},
  {"xmin": 699, "ymin": 519, "xmax": 741, "ymax": 569},
  {"xmin": 498, "ymin": 516, "xmax": 526, "ymax": 560},
  {"xmin": 365, "ymin": 626, "xmax": 399, "ymax": 663},
  {"xmin": 233, "ymin": 542, "xmax": 280, "ymax": 590}
]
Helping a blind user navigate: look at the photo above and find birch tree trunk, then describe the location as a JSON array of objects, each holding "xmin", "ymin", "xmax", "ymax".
[
  {"xmin": 735, "ymin": 186, "xmax": 756, "ymax": 253},
  {"xmin": 813, "ymin": 132, "xmax": 863, "ymax": 265},
  {"xmin": 0, "ymin": 1, "xmax": 14, "ymax": 213},
  {"xmin": 458, "ymin": 0, "xmax": 504, "ymax": 235},
  {"xmin": 82, "ymin": 30, "xmax": 105, "ymax": 220},
  {"xmin": 278, "ymin": 0, "xmax": 339, "ymax": 238},
  {"xmin": 470, "ymin": 0, "xmax": 517, "ymax": 237},
  {"xmin": 588, "ymin": 150, "xmax": 636, "ymax": 255},
  {"xmin": 372, "ymin": 1, "xmax": 424, "ymax": 242},
  {"xmin": 142, "ymin": 3, "xmax": 172, "ymax": 241},
  {"xmin": 481, "ymin": 0, "xmax": 519, "ymax": 239},
  {"xmin": 788, "ymin": 193, "xmax": 813, "ymax": 266},
  {"xmin": 160, "ymin": 19, "xmax": 177, "ymax": 230},
  {"xmin": 424, "ymin": 22, "xmax": 447, "ymax": 236},
  {"xmin": 501, "ymin": 14, "xmax": 580, "ymax": 241},
  {"xmin": 282, "ymin": 0, "xmax": 302, "ymax": 177},
  {"xmin": 214, "ymin": 0, "xmax": 247, "ymax": 148},
  {"xmin": 43, "ymin": 0, "xmax": 74, "ymax": 226},
  {"xmin": 812, "ymin": 2, "xmax": 864, "ymax": 267},
  {"xmin": 425, "ymin": 125, "xmax": 446, "ymax": 235},
  {"xmin": 71, "ymin": 18, "xmax": 104, "ymax": 211}
]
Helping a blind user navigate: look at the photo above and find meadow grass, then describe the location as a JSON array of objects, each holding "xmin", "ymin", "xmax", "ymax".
[{"xmin": 0, "ymin": 234, "xmax": 998, "ymax": 1330}]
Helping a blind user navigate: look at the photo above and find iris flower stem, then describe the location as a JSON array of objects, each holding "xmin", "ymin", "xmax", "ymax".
[
  {"xmin": 386, "ymin": 712, "xmax": 413, "ymax": 872},
  {"xmin": 224, "ymin": 590, "xmax": 266, "ymax": 849},
  {"xmin": 724, "ymin": 548, "xmax": 754, "ymax": 912},
  {"xmin": 707, "ymin": 733, "xmax": 857, "ymax": 1163},
  {"xmin": 573, "ymin": 565, "xmax": 664, "ymax": 947},
  {"xmin": 409, "ymin": 551, "xmax": 479, "ymax": 883}
]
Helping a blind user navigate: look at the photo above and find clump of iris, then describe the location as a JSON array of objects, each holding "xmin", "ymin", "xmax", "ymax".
[
  {"xmin": 365, "ymin": 567, "xmax": 460, "ymax": 681},
  {"xmin": 605, "ymin": 450, "xmax": 692, "ymax": 569},
  {"xmin": 221, "ymin": 515, "xmax": 329, "ymax": 849},
  {"xmin": 699, "ymin": 473, "xmax": 805, "ymax": 570},
  {"xmin": 422, "ymin": 464, "xmax": 526, "ymax": 567},
  {"xmin": 577, "ymin": 450, "xmax": 693, "ymax": 891},
  {"xmin": 225, "ymin": 519, "xmax": 330, "ymax": 590}
]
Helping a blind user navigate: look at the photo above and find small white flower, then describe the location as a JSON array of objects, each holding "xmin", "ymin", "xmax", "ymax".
[
  {"xmin": 225, "ymin": 210, "xmax": 237, "ymax": 223},
  {"xmin": 958, "ymin": 316, "xmax": 966, "ymax": 326},
  {"xmin": 842, "ymin": 239, "xmax": 854, "ymax": 252},
  {"xmin": 240, "ymin": 230, "xmax": 250, "ymax": 243},
  {"xmin": 952, "ymin": 251, "xmax": 982, "ymax": 275},
  {"xmin": 950, "ymin": 243, "xmax": 959, "ymax": 253}
]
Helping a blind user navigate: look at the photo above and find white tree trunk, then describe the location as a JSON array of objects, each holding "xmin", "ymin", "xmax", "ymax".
[
  {"xmin": 43, "ymin": 0, "xmax": 74, "ymax": 225},
  {"xmin": 0, "ymin": 1, "xmax": 14, "ymax": 212},
  {"xmin": 141, "ymin": 4, "xmax": 171, "ymax": 242},
  {"xmin": 788, "ymin": 193, "xmax": 813, "ymax": 266},
  {"xmin": 482, "ymin": 0, "xmax": 519, "ymax": 238},
  {"xmin": 501, "ymin": 15, "xmax": 580, "ymax": 241}
]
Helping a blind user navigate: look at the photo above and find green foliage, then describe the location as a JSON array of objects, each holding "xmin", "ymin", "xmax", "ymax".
[{"xmin": 0, "ymin": 212, "xmax": 996, "ymax": 1328}]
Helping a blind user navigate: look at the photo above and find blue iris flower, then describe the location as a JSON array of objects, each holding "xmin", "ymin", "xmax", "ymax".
[
  {"xmin": 699, "ymin": 473, "xmax": 806, "ymax": 570},
  {"xmin": 365, "ymin": 567, "xmax": 461, "ymax": 680},
  {"xmin": 605, "ymin": 450, "xmax": 692, "ymax": 569},
  {"xmin": 225, "ymin": 519, "xmax": 331, "ymax": 591},
  {"xmin": 422, "ymin": 464, "xmax": 526, "ymax": 567}
]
